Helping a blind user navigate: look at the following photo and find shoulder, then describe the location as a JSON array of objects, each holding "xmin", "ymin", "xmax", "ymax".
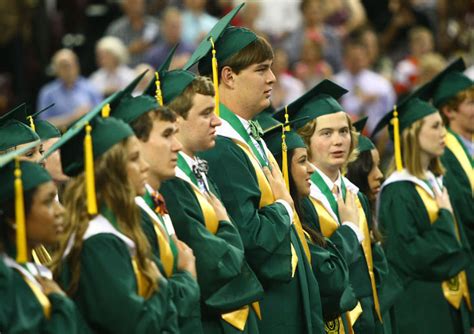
[{"xmin": 39, "ymin": 79, "xmax": 60, "ymax": 95}]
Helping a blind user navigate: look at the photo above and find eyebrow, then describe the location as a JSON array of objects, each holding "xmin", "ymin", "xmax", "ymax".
[{"xmin": 318, "ymin": 126, "xmax": 349, "ymax": 132}]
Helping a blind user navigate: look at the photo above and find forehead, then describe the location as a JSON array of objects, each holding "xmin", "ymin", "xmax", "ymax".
[
  {"xmin": 153, "ymin": 118, "xmax": 176, "ymax": 131},
  {"xmin": 292, "ymin": 147, "xmax": 308, "ymax": 158},
  {"xmin": 422, "ymin": 112, "xmax": 442, "ymax": 123},
  {"xmin": 315, "ymin": 112, "xmax": 349, "ymax": 129}
]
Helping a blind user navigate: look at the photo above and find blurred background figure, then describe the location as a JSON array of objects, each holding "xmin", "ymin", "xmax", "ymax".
[
  {"xmin": 181, "ymin": 0, "xmax": 218, "ymax": 47},
  {"xmin": 132, "ymin": 63, "xmax": 155, "ymax": 96},
  {"xmin": 89, "ymin": 36, "xmax": 135, "ymax": 97},
  {"xmin": 37, "ymin": 48, "xmax": 102, "ymax": 130},
  {"xmin": 145, "ymin": 7, "xmax": 194, "ymax": 69},
  {"xmin": 105, "ymin": 0, "xmax": 159, "ymax": 66},
  {"xmin": 415, "ymin": 52, "xmax": 446, "ymax": 87}
]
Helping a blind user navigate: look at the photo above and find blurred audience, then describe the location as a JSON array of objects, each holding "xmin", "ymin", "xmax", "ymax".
[
  {"xmin": 294, "ymin": 37, "xmax": 333, "ymax": 89},
  {"xmin": 132, "ymin": 63, "xmax": 155, "ymax": 96},
  {"xmin": 181, "ymin": 0, "xmax": 218, "ymax": 47},
  {"xmin": 415, "ymin": 52, "xmax": 446, "ymax": 88},
  {"xmin": 324, "ymin": 0, "xmax": 367, "ymax": 38}
]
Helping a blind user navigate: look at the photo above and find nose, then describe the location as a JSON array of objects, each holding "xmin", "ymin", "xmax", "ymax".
[
  {"xmin": 211, "ymin": 113, "xmax": 222, "ymax": 127},
  {"xmin": 140, "ymin": 156, "xmax": 150, "ymax": 173},
  {"xmin": 267, "ymin": 68, "xmax": 276, "ymax": 84},
  {"xmin": 307, "ymin": 161, "xmax": 316, "ymax": 175},
  {"xmin": 54, "ymin": 198, "xmax": 65, "ymax": 218},
  {"xmin": 375, "ymin": 166, "xmax": 384, "ymax": 180},
  {"xmin": 172, "ymin": 136, "xmax": 183, "ymax": 152}
]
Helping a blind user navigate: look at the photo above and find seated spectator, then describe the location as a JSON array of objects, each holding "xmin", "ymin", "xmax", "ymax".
[
  {"xmin": 416, "ymin": 52, "xmax": 446, "ymax": 88},
  {"xmin": 324, "ymin": 0, "xmax": 367, "ymax": 38},
  {"xmin": 37, "ymin": 49, "xmax": 102, "ymax": 130},
  {"xmin": 294, "ymin": 37, "xmax": 333, "ymax": 90},
  {"xmin": 181, "ymin": 0, "xmax": 218, "ymax": 47},
  {"xmin": 393, "ymin": 26, "xmax": 434, "ymax": 95},
  {"xmin": 145, "ymin": 7, "xmax": 194, "ymax": 69},
  {"xmin": 89, "ymin": 36, "xmax": 136, "ymax": 97},
  {"xmin": 105, "ymin": 0, "xmax": 159, "ymax": 66},
  {"xmin": 359, "ymin": 25, "xmax": 393, "ymax": 80}
]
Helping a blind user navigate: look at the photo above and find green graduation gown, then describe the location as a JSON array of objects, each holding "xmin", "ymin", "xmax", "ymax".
[
  {"xmin": 59, "ymin": 214, "xmax": 179, "ymax": 333},
  {"xmin": 199, "ymin": 107, "xmax": 324, "ymax": 333},
  {"xmin": 160, "ymin": 163, "xmax": 264, "ymax": 334},
  {"xmin": 138, "ymin": 192, "xmax": 202, "ymax": 334},
  {"xmin": 378, "ymin": 170, "xmax": 472, "ymax": 334},
  {"xmin": 1, "ymin": 254, "xmax": 91, "ymax": 334}
]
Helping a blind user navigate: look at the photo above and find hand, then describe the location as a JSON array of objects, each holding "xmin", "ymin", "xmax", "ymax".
[
  {"xmin": 338, "ymin": 191, "xmax": 359, "ymax": 227},
  {"xmin": 206, "ymin": 192, "xmax": 230, "ymax": 222},
  {"xmin": 147, "ymin": 259, "xmax": 162, "ymax": 282},
  {"xmin": 36, "ymin": 277, "xmax": 66, "ymax": 296},
  {"xmin": 263, "ymin": 161, "xmax": 294, "ymax": 208},
  {"xmin": 435, "ymin": 187, "xmax": 453, "ymax": 214},
  {"xmin": 176, "ymin": 240, "xmax": 197, "ymax": 279}
]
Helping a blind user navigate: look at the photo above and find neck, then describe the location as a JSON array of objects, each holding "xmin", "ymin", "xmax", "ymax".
[
  {"xmin": 220, "ymin": 89, "xmax": 259, "ymax": 120},
  {"xmin": 313, "ymin": 160, "xmax": 339, "ymax": 182},
  {"xmin": 148, "ymin": 174, "xmax": 161, "ymax": 191},
  {"xmin": 450, "ymin": 123, "xmax": 472, "ymax": 141},
  {"xmin": 419, "ymin": 151, "xmax": 431, "ymax": 175},
  {"xmin": 180, "ymin": 147, "xmax": 195, "ymax": 159}
]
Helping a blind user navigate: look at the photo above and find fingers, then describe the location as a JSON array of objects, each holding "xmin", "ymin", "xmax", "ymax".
[{"xmin": 263, "ymin": 166, "xmax": 273, "ymax": 180}]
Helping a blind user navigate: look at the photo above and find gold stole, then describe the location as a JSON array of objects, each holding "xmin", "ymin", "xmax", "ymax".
[
  {"xmin": 152, "ymin": 219, "xmax": 174, "ymax": 278},
  {"xmin": 308, "ymin": 197, "xmax": 365, "ymax": 328},
  {"xmin": 415, "ymin": 185, "xmax": 472, "ymax": 311},
  {"xmin": 445, "ymin": 132, "xmax": 474, "ymax": 193},
  {"xmin": 131, "ymin": 257, "xmax": 154, "ymax": 299},
  {"xmin": 21, "ymin": 274, "xmax": 51, "ymax": 319},
  {"xmin": 235, "ymin": 141, "xmax": 311, "ymax": 271},
  {"xmin": 32, "ymin": 245, "xmax": 52, "ymax": 266},
  {"xmin": 181, "ymin": 168, "xmax": 261, "ymax": 330}
]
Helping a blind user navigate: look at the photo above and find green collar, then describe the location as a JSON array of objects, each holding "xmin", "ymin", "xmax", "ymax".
[
  {"xmin": 177, "ymin": 154, "xmax": 199, "ymax": 187},
  {"xmin": 311, "ymin": 171, "xmax": 347, "ymax": 223},
  {"xmin": 448, "ymin": 128, "xmax": 473, "ymax": 166},
  {"xmin": 100, "ymin": 206, "xmax": 120, "ymax": 231}
]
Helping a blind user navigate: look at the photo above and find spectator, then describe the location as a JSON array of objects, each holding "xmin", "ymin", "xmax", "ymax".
[
  {"xmin": 293, "ymin": 37, "xmax": 333, "ymax": 90},
  {"xmin": 393, "ymin": 26, "xmax": 434, "ymax": 95},
  {"xmin": 37, "ymin": 49, "xmax": 102, "ymax": 130},
  {"xmin": 284, "ymin": 0, "xmax": 343, "ymax": 72},
  {"xmin": 145, "ymin": 7, "xmax": 194, "ymax": 70},
  {"xmin": 359, "ymin": 25, "xmax": 393, "ymax": 80},
  {"xmin": 89, "ymin": 36, "xmax": 136, "ymax": 97},
  {"xmin": 416, "ymin": 52, "xmax": 446, "ymax": 88},
  {"xmin": 324, "ymin": 0, "xmax": 367, "ymax": 38},
  {"xmin": 271, "ymin": 48, "xmax": 305, "ymax": 109},
  {"xmin": 333, "ymin": 38, "xmax": 396, "ymax": 134},
  {"xmin": 105, "ymin": 0, "xmax": 160, "ymax": 66},
  {"xmin": 181, "ymin": 0, "xmax": 218, "ymax": 47}
]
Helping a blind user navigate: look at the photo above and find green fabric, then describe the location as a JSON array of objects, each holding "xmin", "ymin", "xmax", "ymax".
[
  {"xmin": 254, "ymin": 107, "xmax": 279, "ymax": 131},
  {"xmin": 0, "ymin": 160, "xmax": 52, "ymax": 200},
  {"xmin": 263, "ymin": 128, "xmax": 305, "ymax": 158},
  {"xmin": 61, "ymin": 117, "xmax": 134, "ymax": 177},
  {"xmin": 433, "ymin": 71, "xmax": 473, "ymax": 108},
  {"xmin": 60, "ymin": 233, "xmax": 179, "ymax": 333},
  {"xmin": 176, "ymin": 154, "xmax": 199, "ymax": 187},
  {"xmin": 183, "ymin": 3, "xmax": 246, "ymax": 72},
  {"xmin": 35, "ymin": 120, "xmax": 61, "ymax": 140},
  {"xmin": 310, "ymin": 172, "xmax": 347, "ymax": 223},
  {"xmin": 273, "ymin": 80, "xmax": 347, "ymax": 130},
  {"xmin": 160, "ymin": 176, "xmax": 264, "ymax": 333},
  {"xmin": 199, "ymin": 134, "xmax": 325, "ymax": 333},
  {"xmin": 353, "ymin": 117, "xmax": 375, "ymax": 153},
  {"xmin": 112, "ymin": 95, "xmax": 158, "ymax": 124},
  {"xmin": 144, "ymin": 69, "xmax": 196, "ymax": 105},
  {"xmin": 379, "ymin": 180, "xmax": 472, "ymax": 334},
  {"xmin": 0, "ymin": 119, "xmax": 40, "ymax": 151}
]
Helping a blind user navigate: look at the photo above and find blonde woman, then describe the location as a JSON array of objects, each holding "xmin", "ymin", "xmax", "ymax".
[
  {"xmin": 53, "ymin": 114, "xmax": 178, "ymax": 333},
  {"xmin": 373, "ymin": 96, "xmax": 472, "ymax": 334}
]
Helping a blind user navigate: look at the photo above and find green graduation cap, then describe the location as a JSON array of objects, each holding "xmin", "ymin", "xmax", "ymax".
[
  {"xmin": 143, "ymin": 45, "xmax": 196, "ymax": 106},
  {"xmin": 0, "ymin": 104, "xmax": 40, "ymax": 151},
  {"xmin": 109, "ymin": 70, "xmax": 159, "ymax": 124},
  {"xmin": 254, "ymin": 106, "xmax": 280, "ymax": 132},
  {"xmin": 273, "ymin": 79, "xmax": 348, "ymax": 130},
  {"xmin": 30, "ymin": 104, "xmax": 61, "ymax": 140},
  {"xmin": 263, "ymin": 125, "xmax": 306, "ymax": 158},
  {"xmin": 0, "ymin": 142, "xmax": 52, "ymax": 263},
  {"xmin": 353, "ymin": 117, "xmax": 375, "ymax": 153}
]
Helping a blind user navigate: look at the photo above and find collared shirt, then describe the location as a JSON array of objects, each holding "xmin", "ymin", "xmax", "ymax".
[
  {"xmin": 37, "ymin": 77, "xmax": 102, "ymax": 121},
  {"xmin": 180, "ymin": 151, "xmax": 210, "ymax": 194},
  {"xmin": 459, "ymin": 134, "xmax": 474, "ymax": 157},
  {"xmin": 235, "ymin": 114, "xmax": 268, "ymax": 164}
]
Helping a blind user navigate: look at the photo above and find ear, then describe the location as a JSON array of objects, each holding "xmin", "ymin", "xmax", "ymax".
[
  {"xmin": 220, "ymin": 66, "xmax": 235, "ymax": 89},
  {"xmin": 440, "ymin": 105, "xmax": 455, "ymax": 121}
]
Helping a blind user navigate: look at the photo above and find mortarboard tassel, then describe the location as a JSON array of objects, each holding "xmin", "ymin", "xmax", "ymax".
[
  {"xmin": 14, "ymin": 159, "xmax": 27, "ymax": 263},
  {"xmin": 209, "ymin": 37, "xmax": 220, "ymax": 117},
  {"xmin": 27, "ymin": 115, "xmax": 36, "ymax": 132},
  {"xmin": 391, "ymin": 105, "xmax": 403, "ymax": 172},
  {"xmin": 155, "ymin": 72, "xmax": 164, "ymax": 106},
  {"xmin": 281, "ymin": 106, "xmax": 291, "ymax": 190},
  {"xmin": 101, "ymin": 103, "xmax": 111, "ymax": 118},
  {"xmin": 84, "ymin": 122, "xmax": 98, "ymax": 215}
]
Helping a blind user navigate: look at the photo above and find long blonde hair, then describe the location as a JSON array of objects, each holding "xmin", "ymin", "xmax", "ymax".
[
  {"xmin": 54, "ymin": 138, "xmax": 157, "ymax": 295},
  {"xmin": 297, "ymin": 113, "xmax": 359, "ymax": 173},
  {"xmin": 387, "ymin": 118, "xmax": 444, "ymax": 178}
]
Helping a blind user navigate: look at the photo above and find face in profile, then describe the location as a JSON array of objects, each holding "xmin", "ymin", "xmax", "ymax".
[
  {"xmin": 290, "ymin": 147, "xmax": 315, "ymax": 197},
  {"xmin": 418, "ymin": 112, "xmax": 446, "ymax": 158},
  {"xmin": 126, "ymin": 136, "xmax": 149, "ymax": 196}
]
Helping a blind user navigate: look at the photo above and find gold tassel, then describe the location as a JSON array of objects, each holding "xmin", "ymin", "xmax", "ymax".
[
  {"xmin": 84, "ymin": 123, "xmax": 98, "ymax": 215},
  {"xmin": 391, "ymin": 105, "xmax": 403, "ymax": 171},
  {"xmin": 14, "ymin": 159, "xmax": 27, "ymax": 263},
  {"xmin": 101, "ymin": 103, "xmax": 111, "ymax": 118},
  {"xmin": 155, "ymin": 72, "xmax": 163, "ymax": 106},
  {"xmin": 209, "ymin": 37, "xmax": 220, "ymax": 117},
  {"xmin": 281, "ymin": 126, "xmax": 289, "ymax": 190},
  {"xmin": 27, "ymin": 115, "xmax": 36, "ymax": 132}
]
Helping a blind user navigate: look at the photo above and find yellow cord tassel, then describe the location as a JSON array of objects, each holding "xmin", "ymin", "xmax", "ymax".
[
  {"xmin": 14, "ymin": 159, "xmax": 27, "ymax": 263},
  {"xmin": 84, "ymin": 123, "xmax": 98, "ymax": 215},
  {"xmin": 101, "ymin": 104, "xmax": 111, "ymax": 118},
  {"xmin": 27, "ymin": 115, "xmax": 36, "ymax": 132},
  {"xmin": 391, "ymin": 105, "xmax": 403, "ymax": 172},
  {"xmin": 281, "ymin": 127, "xmax": 289, "ymax": 191},
  {"xmin": 155, "ymin": 72, "xmax": 163, "ymax": 106},
  {"xmin": 209, "ymin": 37, "xmax": 220, "ymax": 117}
]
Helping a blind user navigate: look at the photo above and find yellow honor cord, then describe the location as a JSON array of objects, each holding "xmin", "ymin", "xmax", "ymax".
[
  {"xmin": 155, "ymin": 72, "xmax": 163, "ymax": 106},
  {"xmin": 209, "ymin": 37, "xmax": 220, "ymax": 117},
  {"xmin": 84, "ymin": 123, "xmax": 98, "ymax": 215},
  {"xmin": 27, "ymin": 115, "xmax": 36, "ymax": 132},
  {"xmin": 101, "ymin": 103, "xmax": 111, "ymax": 118},
  {"xmin": 391, "ymin": 105, "xmax": 403, "ymax": 171},
  {"xmin": 281, "ymin": 126, "xmax": 289, "ymax": 190},
  {"xmin": 14, "ymin": 159, "xmax": 27, "ymax": 263}
]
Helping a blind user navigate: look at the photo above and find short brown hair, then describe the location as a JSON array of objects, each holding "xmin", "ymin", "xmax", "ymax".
[
  {"xmin": 130, "ymin": 106, "xmax": 176, "ymax": 142},
  {"xmin": 219, "ymin": 36, "xmax": 274, "ymax": 77},
  {"xmin": 167, "ymin": 76, "xmax": 214, "ymax": 119},
  {"xmin": 440, "ymin": 86, "xmax": 474, "ymax": 125}
]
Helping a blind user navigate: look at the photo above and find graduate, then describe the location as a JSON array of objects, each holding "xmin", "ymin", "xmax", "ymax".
[
  {"xmin": 102, "ymin": 70, "xmax": 201, "ymax": 333},
  {"xmin": 50, "ymin": 97, "xmax": 179, "ymax": 333},
  {"xmin": 372, "ymin": 94, "xmax": 472, "ymax": 334},
  {"xmin": 262, "ymin": 114, "xmax": 357, "ymax": 334},
  {"xmin": 141, "ymin": 41, "xmax": 265, "ymax": 333},
  {"xmin": 187, "ymin": 4, "xmax": 323, "ymax": 333},
  {"xmin": 0, "ymin": 143, "xmax": 90, "ymax": 333},
  {"xmin": 278, "ymin": 79, "xmax": 383, "ymax": 334}
]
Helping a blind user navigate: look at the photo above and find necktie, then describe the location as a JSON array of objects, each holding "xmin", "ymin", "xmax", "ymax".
[
  {"xmin": 192, "ymin": 157, "xmax": 209, "ymax": 193},
  {"xmin": 151, "ymin": 191, "xmax": 168, "ymax": 215},
  {"xmin": 248, "ymin": 120, "xmax": 263, "ymax": 141},
  {"xmin": 332, "ymin": 184, "xmax": 340, "ymax": 197}
]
